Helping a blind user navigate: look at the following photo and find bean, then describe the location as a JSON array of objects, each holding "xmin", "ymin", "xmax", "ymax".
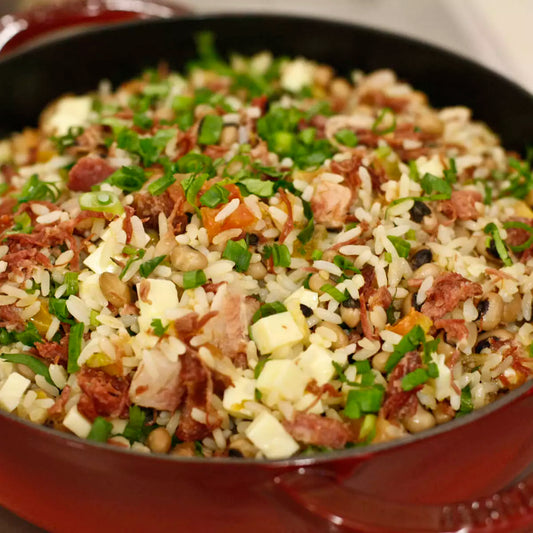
[
  {"xmin": 416, "ymin": 113, "xmax": 444, "ymax": 136},
  {"xmin": 99, "ymin": 272, "xmax": 132, "ymax": 308},
  {"xmin": 220, "ymin": 125, "xmax": 239, "ymax": 147},
  {"xmin": 421, "ymin": 212, "xmax": 438, "ymax": 232},
  {"xmin": 319, "ymin": 322, "xmax": 349, "ymax": 349},
  {"xmin": 413, "ymin": 262, "xmax": 441, "ymax": 280},
  {"xmin": 403, "ymin": 406, "xmax": 436, "ymax": 433},
  {"xmin": 340, "ymin": 305, "xmax": 361, "ymax": 328},
  {"xmin": 434, "ymin": 404, "xmax": 453, "ymax": 425},
  {"xmin": 16, "ymin": 363, "xmax": 36, "ymax": 381},
  {"xmin": 246, "ymin": 262, "xmax": 267, "ymax": 280},
  {"xmin": 409, "ymin": 201, "xmax": 431, "ymax": 223},
  {"xmin": 147, "ymin": 427, "xmax": 172, "ymax": 454},
  {"xmin": 411, "ymin": 249, "xmax": 433, "ymax": 270},
  {"xmin": 171, "ymin": 245, "xmax": 208, "ymax": 272},
  {"xmin": 321, "ymin": 249, "xmax": 337, "ymax": 262},
  {"xmin": 372, "ymin": 351, "xmax": 390, "ymax": 373},
  {"xmin": 170, "ymin": 442, "xmax": 196, "ymax": 457},
  {"xmin": 228, "ymin": 437, "xmax": 256, "ymax": 458},
  {"xmin": 309, "ymin": 272, "xmax": 328, "ymax": 293},
  {"xmin": 476, "ymin": 292, "xmax": 503, "ymax": 331},
  {"xmin": 502, "ymin": 293, "xmax": 522, "ymax": 323},
  {"xmin": 475, "ymin": 328, "xmax": 513, "ymax": 353}
]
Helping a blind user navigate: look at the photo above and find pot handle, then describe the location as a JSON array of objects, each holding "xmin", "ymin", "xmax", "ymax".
[
  {"xmin": 275, "ymin": 467, "xmax": 533, "ymax": 532},
  {"xmin": 0, "ymin": 0, "xmax": 190, "ymax": 56}
]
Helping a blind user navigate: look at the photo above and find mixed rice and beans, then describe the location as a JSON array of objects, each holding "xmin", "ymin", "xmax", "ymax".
[{"xmin": 0, "ymin": 35, "xmax": 532, "ymax": 459}]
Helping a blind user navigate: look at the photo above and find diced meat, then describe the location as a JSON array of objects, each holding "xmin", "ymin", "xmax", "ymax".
[
  {"xmin": 77, "ymin": 367, "xmax": 130, "ymax": 421},
  {"xmin": 35, "ymin": 335, "xmax": 69, "ymax": 366},
  {"xmin": 48, "ymin": 385, "xmax": 71, "ymax": 418},
  {"xmin": 203, "ymin": 145, "xmax": 229, "ymax": 159},
  {"xmin": 329, "ymin": 153, "xmax": 362, "ymax": 197},
  {"xmin": 68, "ymin": 155, "xmax": 115, "ymax": 192},
  {"xmin": 176, "ymin": 350, "xmax": 221, "ymax": 442},
  {"xmin": 175, "ymin": 128, "xmax": 197, "ymax": 159},
  {"xmin": 0, "ymin": 248, "xmax": 52, "ymax": 280},
  {"xmin": 129, "ymin": 350, "xmax": 184, "ymax": 411},
  {"xmin": 203, "ymin": 284, "xmax": 260, "ymax": 368},
  {"xmin": 433, "ymin": 318, "xmax": 468, "ymax": 342},
  {"xmin": 381, "ymin": 350, "xmax": 421, "ymax": 421},
  {"xmin": 310, "ymin": 179, "xmax": 352, "ymax": 229},
  {"xmin": 439, "ymin": 190, "xmax": 482, "ymax": 221},
  {"xmin": 0, "ymin": 196, "xmax": 16, "ymax": 216},
  {"xmin": 283, "ymin": 412, "xmax": 352, "ymax": 449},
  {"xmin": 359, "ymin": 90, "xmax": 409, "ymax": 113},
  {"xmin": 368, "ymin": 286, "xmax": 392, "ymax": 310},
  {"xmin": 421, "ymin": 272, "xmax": 482, "ymax": 320},
  {"xmin": 174, "ymin": 311, "xmax": 218, "ymax": 345},
  {"xmin": 0, "ymin": 304, "xmax": 25, "ymax": 331}
]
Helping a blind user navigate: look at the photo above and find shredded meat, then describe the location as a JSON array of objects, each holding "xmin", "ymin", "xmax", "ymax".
[
  {"xmin": 67, "ymin": 155, "xmax": 115, "ymax": 192},
  {"xmin": 433, "ymin": 318, "xmax": 468, "ymax": 342},
  {"xmin": 174, "ymin": 311, "xmax": 218, "ymax": 345},
  {"xmin": 359, "ymin": 90, "xmax": 409, "ymax": 113},
  {"xmin": 421, "ymin": 272, "xmax": 482, "ymax": 320},
  {"xmin": 311, "ymin": 179, "xmax": 352, "ymax": 229},
  {"xmin": 34, "ymin": 335, "xmax": 69, "ymax": 366},
  {"xmin": 438, "ymin": 190, "xmax": 482, "ymax": 221},
  {"xmin": 329, "ymin": 153, "xmax": 362, "ymax": 197},
  {"xmin": 368, "ymin": 286, "xmax": 392, "ymax": 310},
  {"xmin": 0, "ymin": 304, "xmax": 25, "ymax": 331},
  {"xmin": 48, "ymin": 386, "xmax": 71, "ymax": 418},
  {"xmin": 283, "ymin": 412, "xmax": 352, "ymax": 449},
  {"xmin": 77, "ymin": 367, "xmax": 130, "ymax": 421},
  {"xmin": 381, "ymin": 350, "xmax": 421, "ymax": 420}
]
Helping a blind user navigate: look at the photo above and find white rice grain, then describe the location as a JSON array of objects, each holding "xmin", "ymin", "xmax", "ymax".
[{"xmin": 215, "ymin": 198, "xmax": 240, "ymax": 223}]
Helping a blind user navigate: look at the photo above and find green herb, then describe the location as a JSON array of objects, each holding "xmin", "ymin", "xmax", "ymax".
[
  {"xmin": 17, "ymin": 174, "xmax": 60, "ymax": 203},
  {"xmin": 384, "ymin": 325, "xmax": 425, "ymax": 373},
  {"xmin": 106, "ymin": 166, "xmax": 147, "ymax": 192},
  {"xmin": 150, "ymin": 319, "xmax": 169, "ymax": 337},
  {"xmin": 123, "ymin": 405, "xmax": 146, "ymax": 442},
  {"xmin": 15, "ymin": 323, "xmax": 42, "ymax": 347},
  {"xmin": 51, "ymin": 126, "xmax": 84, "ymax": 154},
  {"xmin": 182, "ymin": 269, "xmax": 207, "ymax": 290},
  {"xmin": 9, "ymin": 212, "xmax": 33, "ymax": 234},
  {"xmin": 87, "ymin": 417, "xmax": 113, "ymax": 442},
  {"xmin": 320, "ymin": 284, "xmax": 348, "ymax": 303},
  {"xmin": 119, "ymin": 248, "xmax": 146, "ymax": 279},
  {"xmin": 133, "ymin": 113, "xmax": 154, "ymax": 130},
  {"xmin": 344, "ymin": 386, "xmax": 385, "ymax": 418},
  {"xmin": 387, "ymin": 236, "xmax": 411, "ymax": 258},
  {"xmin": 427, "ymin": 361, "xmax": 439, "ymax": 378},
  {"xmin": 371, "ymin": 107, "xmax": 396, "ymax": 135},
  {"xmin": 239, "ymin": 178, "xmax": 275, "ymax": 198},
  {"xmin": 181, "ymin": 172, "xmax": 208, "ymax": 214},
  {"xmin": 79, "ymin": 191, "xmax": 124, "ymax": 215},
  {"xmin": 457, "ymin": 386, "xmax": 473, "ymax": 417},
  {"xmin": 334, "ymin": 129, "xmax": 358, "ymax": 147},
  {"xmin": 444, "ymin": 158, "xmax": 458, "ymax": 185},
  {"xmin": 304, "ymin": 101, "xmax": 333, "ymax": 120},
  {"xmin": 147, "ymin": 171, "xmax": 176, "ymax": 196},
  {"xmin": 222, "ymin": 239, "xmax": 252, "ymax": 272},
  {"xmin": 48, "ymin": 298, "xmax": 72, "ymax": 323},
  {"xmin": 139, "ymin": 129, "xmax": 178, "ymax": 166},
  {"xmin": 0, "ymin": 353, "xmax": 53, "ymax": 385},
  {"xmin": 405, "ymin": 229, "xmax": 417, "ymax": 241},
  {"xmin": 355, "ymin": 360, "xmax": 371, "ymax": 374},
  {"xmin": 139, "ymin": 255, "xmax": 167, "ymax": 278},
  {"xmin": 198, "ymin": 115, "xmax": 223, "ymax": 145},
  {"xmin": 254, "ymin": 388, "xmax": 262, "ymax": 401},
  {"xmin": 200, "ymin": 183, "xmax": 230, "ymax": 208},
  {"xmin": 64, "ymin": 272, "xmax": 79, "ymax": 296},
  {"xmin": 420, "ymin": 172, "xmax": 452, "ymax": 197},
  {"xmin": 254, "ymin": 356, "xmax": 270, "ymax": 379},
  {"xmin": 384, "ymin": 252, "xmax": 392, "ymax": 263},
  {"xmin": 401, "ymin": 368, "xmax": 429, "ymax": 391},
  {"xmin": 263, "ymin": 243, "xmax": 291, "ymax": 268},
  {"xmin": 89, "ymin": 309, "xmax": 100, "ymax": 329},
  {"xmin": 67, "ymin": 322, "xmax": 84, "ymax": 374},
  {"xmin": 423, "ymin": 338, "xmax": 439, "ymax": 363},
  {"xmin": 297, "ymin": 199, "xmax": 315, "ymax": 244},
  {"xmin": 311, "ymin": 250, "xmax": 323, "ymax": 260},
  {"xmin": 408, "ymin": 160, "xmax": 419, "ymax": 181},
  {"xmin": 252, "ymin": 302, "xmax": 287, "ymax": 324},
  {"xmin": 484, "ymin": 223, "xmax": 512, "ymax": 266},
  {"xmin": 332, "ymin": 254, "xmax": 361, "ymax": 274},
  {"xmin": 503, "ymin": 220, "xmax": 533, "ymax": 252},
  {"xmin": 0, "ymin": 328, "xmax": 15, "ymax": 345},
  {"xmin": 177, "ymin": 153, "xmax": 215, "ymax": 176},
  {"xmin": 499, "ymin": 156, "xmax": 533, "ymax": 199}
]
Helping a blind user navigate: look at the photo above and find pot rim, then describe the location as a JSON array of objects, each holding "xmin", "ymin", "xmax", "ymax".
[{"xmin": 0, "ymin": 12, "xmax": 532, "ymax": 466}]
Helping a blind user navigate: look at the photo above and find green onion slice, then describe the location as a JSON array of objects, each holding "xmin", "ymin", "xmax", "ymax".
[{"xmin": 0, "ymin": 353, "xmax": 54, "ymax": 385}]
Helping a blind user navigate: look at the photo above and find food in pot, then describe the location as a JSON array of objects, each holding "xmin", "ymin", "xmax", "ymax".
[{"xmin": 0, "ymin": 34, "xmax": 531, "ymax": 459}]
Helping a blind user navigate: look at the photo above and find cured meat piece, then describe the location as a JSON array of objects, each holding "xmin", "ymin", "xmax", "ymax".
[
  {"xmin": 68, "ymin": 155, "xmax": 115, "ymax": 192},
  {"xmin": 283, "ymin": 412, "xmax": 352, "ymax": 449},
  {"xmin": 48, "ymin": 385, "xmax": 71, "ymax": 418},
  {"xmin": 433, "ymin": 318, "xmax": 468, "ymax": 341},
  {"xmin": 421, "ymin": 272, "xmax": 482, "ymax": 320},
  {"xmin": 439, "ymin": 190, "xmax": 482, "ymax": 221},
  {"xmin": 330, "ymin": 153, "xmax": 362, "ymax": 197},
  {"xmin": 310, "ymin": 179, "xmax": 352, "ymax": 229},
  {"xmin": 77, "ymin": 367, "xmax": 130, "ymax": 421},
  {"xmin": 0, "ymin": 304, "xmax": 25, "ymax": 331},
  {"xmin": 35, "ymin": 336, "xmax": 69, "ymax": 366}
]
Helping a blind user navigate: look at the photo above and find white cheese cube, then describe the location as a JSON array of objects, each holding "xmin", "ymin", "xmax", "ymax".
[
  {"xmin": 245, "ymin": 411, "xmax": 299, "ymax": 459},
  {"xmin": 63, "ymin": 405, "xmax": 92, "ymax": 439},
  {"xmin": 223, "ymin": 377, "xmax": 256, "ymax": 418},
  {"xmin": 284, "ymin": 287, "xmax": 319, "ymax": 310},
  {"xmin": 433, "ymin": 353, "xmax": 452, "ymax": 401},
  {"xmin": 281, "ymin": 59, "xmax": 314, "ymax": 93},
  {"xmin": 294, "ymin": 393, "xmax": 324, "ymax": 415},
  {"xmin": 79, "ymin": 273, "xmax": 108, "ymax": 311},
  {"xmin": 251, "ymin": 312, "xmax": 304, "ymax": 355},
  {"xmin": 257, "ymin": 360, "xmax": 308, "ymax": 407},
  {"xmin": 44, "ymin": 96, "xmax": 93, "ymax": 136},
  {"xmin": 295, "ymin": 344, "xmax": 335, "ymax": 386},
  {"xmin": 137, "ymin": 279, "xmax": 179, "ymax": 332},
  {"xmin": 0, "ymin": 373, "xmax": 31, "ymax": 412},
  {"xmin": 84, "ymin": 218, "xmax": 126, "ymax": 275}
]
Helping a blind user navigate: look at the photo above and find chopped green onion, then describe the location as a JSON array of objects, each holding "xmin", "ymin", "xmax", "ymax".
[
  {"xmin": 320, "ymin": 284, "xmax": 347, "ymax": 303},
  {"xmin": 387, "ymin": 236, "xmax": 411, "ymax": 258},
  {"xmin": 119, "ymin": 248, "xmax": 146, "ymax": 279},
  {"xmin": 384, "ymin": 325, "xmax": 425, "ymax": 373},
  {"xmin": 355, "ymin": 360, "xmax": 371, "ymax": 374},
  {"xmin": 147, "ymin": 173, "xmax": 176, "ymax": 196},
  {"xmin": 87, "ymin": 417, "xmax": 113, "ymax": 442},
  {"xmin": 51, "ymin": 126, "xmax": 84, "ymax": 154},
  {"xmin": 139, "ymin": 255, "xmax": 167, "ymax": 278},
  {"xmin": 67, "ymin": 322, "xmax": 84, "ymax": 374},
  {"xmin": 133, "ymin": 113, "xmax": 154, "ymax": 130},
  {"xmin": 484, "ymin": 223, "xmax": 513, "ymax": 266},
  {"xmin": 457, "ymin": 386, "xmax": 473, "ymax": 417},
  {"xmin": 254, "ymin": 356, "xmax": 269, "ymax": 379},
  {"xmin": 222, "ymin": 239, "xmax": 252, "ymax": 272},
  {"xmin": 64, "ymin": 272, "xmax": 79, "ymax": 296},
  {"xmin": 15, "ymin": 323, "xmax": 42, "ymax": 347},
  {"xmin": 252, "ymin": 302, "xmax": 287, "ymax": 324},
  {"xmin": 239, "ymin": 178, "xmax": 275, "ymax": 198},
  {"xmin": 401, "ymin": 368, "xmax": 429, "ymax": 391},
  {"xmin": 311, "ymin": 250, "xmax": 323, "ymax": 260},
  {"xmin": 17, "ymin": 174, "xmax": 59, "ymax": 203},
  {"xmin": 79, "ymin": 191, "xmax": 124, "ymax": 215},
  {"xmin": 150, "ymin": 319, "xmax": 169, "ymax": 337},
  {"xmin": 122, "ymin": 405, "xmax": 146, "ymax": 442},
  {"xmin": 106, "ymin": 165, "xmax": 147, "ymax": 192},
  {"xmin": 200, "ymin": 183, "xmax": 230, "ymax": 208},
  {"xmin": 181, "ymin": 172, "xmax": 208, "ymax": 214},
  {"xmin": 0, "ymin": 328, "xmax": 15, "ymax": 345},
  {"xmin": 48, "ymin": 298, "xmax": 72, "ymax": 323},
  {"xmin": 427, "ymin": 361, "xmax": 439, "ymax": 378},
  {"xmin": 198, "ymin": 114, "xmax": 223, "ymax": 145},
  {"xmin": 9, "ymin": 212, "xmax": 33, "ymax": 234},
  {"xmin": 264, "ymin": 244, "xmax": 291, "ymax": 268},
  {"xmin": 333, "ymin": 254, "xmax": 361, "ymax": 274},
  {"xmin": 420, "ymin": 172, "xmax": 452, "ymax": 197},
  {"xmin": 0, "ymin": 353, "xmax": 53, "ymax": 385},
  {"xmin": 334, "ymin": 129, "xmax": 358, "ymax": 147},
  {"xmin": 344, "ymin": 386, "xmax": 385, "ymax": 418},
  {"xmin": 176, "ymin": 153, "xmax": 215, "ymax": 175},
  {"xmin": 408, "ymin": 160, "xmax": 419, "ymax": 181},
  {"xmin": 358, "ymin": 414, "xmax": 377, "ymax": 442},
  {"xmin": 371, "ymin": 107, "xmax": 396, "ymax": 135},
  {"xmin": 182, "ymin": 269, "xmax": 207, "ymax": 290},
  {"xmin": 503, "ymin": 220, "xmax": 533, "ymax": 252}
]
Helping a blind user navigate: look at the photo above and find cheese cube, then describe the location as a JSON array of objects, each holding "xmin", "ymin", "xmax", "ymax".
[
  {"xmin": 433, "ymin": 353, "xmax": 452, "ymax": 401},
  {"xmin": 295, "ymin": 344, "xmax": 335, "ymax": 386},
  {"xmin": 294, "ymin": 393, "xmax": 324, "ymax": 415},
  {"xmin": 284, "ymin": 287, "xmax": 319, "ymax": 311},
  {"xmin": 79, "ymin": 273, "xmax": 108, "ymax": 311},
  {"xmin": 257, "ymin": 359, "xmax": 308, "ymax": 406},
  {"xmin": 245, "ymin": 411, "xmax": 299, "ymax": 459},
  {"xmin": 223, "ymin": 377, "xmax": 256, "ymax": 418},
  {"xmin": 251, "ymin": 312, "xmax": 304, "ymax": 355},
  {"xmin": 0, "ymin": 373, "xmax": 31, "ymax": 412},
  {"xmin": 44, "ymin": 96, "xmax": 93, "ymax": 136},
  {"xmin": 84, "ymin": 218, "xmax": 126, "ymax": 275},
  {"xmin": 63, "ymin": 405, "xmax": 92, "ymax": 439},
  {"xmin": 137, "ymin": 279, "xmax": 179, "ymax": 332}
]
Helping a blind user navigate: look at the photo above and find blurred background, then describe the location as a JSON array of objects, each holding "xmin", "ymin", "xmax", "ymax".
[{"xmin": 1, "ymin": 0, "xmax": 533, "ymax": 92}]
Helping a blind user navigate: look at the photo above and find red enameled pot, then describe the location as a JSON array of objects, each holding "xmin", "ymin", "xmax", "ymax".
[{"xmin": 0, "ymin": 7, "xmax": 533, "ymax": 533}]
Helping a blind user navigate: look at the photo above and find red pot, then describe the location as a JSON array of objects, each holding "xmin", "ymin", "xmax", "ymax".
[{"xmin": 0, "ymin": 8, "xmax": 533, "ymax": 533}]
